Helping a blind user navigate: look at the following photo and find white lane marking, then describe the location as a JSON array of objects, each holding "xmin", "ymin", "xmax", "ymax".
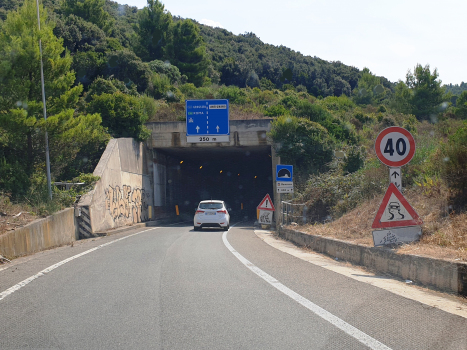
[
  {"xmin": 222, "ymin": 231, "xmax": 392, "ymax": 350},
  {"xmin": 256, "ymin": 230, "xmax": 467, "ymax": 319},
  {"xmin": 0, "ymin": 228, "xmax": 156, "ymax": 302}
]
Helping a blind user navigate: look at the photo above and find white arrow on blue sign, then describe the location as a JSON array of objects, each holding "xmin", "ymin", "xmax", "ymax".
[{"xmin": 186, "ymin": 99, "xmax": 229, "ymax": 138}]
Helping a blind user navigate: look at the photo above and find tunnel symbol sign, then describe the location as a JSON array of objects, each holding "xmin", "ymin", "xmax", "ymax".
[{"xmin": 276, "ymin": 165, "xmax": 293, "ymax": 182}]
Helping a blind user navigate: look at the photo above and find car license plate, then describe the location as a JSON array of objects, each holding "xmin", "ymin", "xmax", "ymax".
[{"xmin": 206, "ymin": 212, "xmax": 216, "ymax": 215}]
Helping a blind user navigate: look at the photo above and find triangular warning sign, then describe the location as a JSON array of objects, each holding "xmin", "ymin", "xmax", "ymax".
[
  {"xmin": 257, "ymin": 194, "xmax": 275, "ymax": 211},
  {"xmin": 372, "ymin": 183, "xmax": 422, "ymax": 229}
]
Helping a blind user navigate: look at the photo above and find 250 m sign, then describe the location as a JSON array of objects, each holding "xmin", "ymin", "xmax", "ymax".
[{"xmin": 375, "ymin": 127, "xmax": 415, "ymax": 167}]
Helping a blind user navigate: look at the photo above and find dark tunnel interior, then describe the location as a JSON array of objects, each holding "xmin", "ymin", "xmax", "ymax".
[{"xmin": 158, "ymin": 145, "xmax": 275, "ymax": 221}]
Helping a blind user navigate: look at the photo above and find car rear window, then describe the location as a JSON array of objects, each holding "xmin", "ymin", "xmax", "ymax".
[{"xmin": 199, "ymin": 203, "xmax": 223, "ymax": 210}]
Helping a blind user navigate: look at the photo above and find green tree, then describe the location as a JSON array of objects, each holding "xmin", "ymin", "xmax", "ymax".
[
  {"xmin": 103, "ymin": 49, "xmax": 152, "ymax": 93},
  {"xmin": 454, "ymin": 91, "xmax": 467, "ymax": 119},
  {"xmin": 134, "ymin": 0, "xmax": 172, "ymax": 61},
  {"xmin": 352, "ymin": 68, "xmax": 386, "ymax": 105},
  {"xmin": 72, "ymin": 51, "xmax": 106, "ymax": 87},
  {"xmin": 406, "ymin": 64, "xmax": 446, "ymax": 119},
  {"xmin": 87, "ymin": 92, "xmax": 151, "ymax": 141},
  {"xmin": 268, "ymin": 115, "xmax": 334, "ymax": 173},
  {"xmin": 168, "ymin": 19, "xmax": 209, "ymax": 86},
  {"xmin": 53, "ymin": 14, "xmax": 109, "ymax": 53},
  {"xmin": 148, "ymin": 59, "xmax": 181, "ymax": 83},
  {"xmin": 62, "ymin": 0, "xmax": 111, "ymax": 31},
  {"xmin": 0, "ymin": 0, "xmax": 109, "ymax": 196},
  {"xmin": 391, "ymin": 81, "xmax": 413, "ymax": 114},
  {"xmin": 442, "ymin": 122, "xmax": 467, "ymax": 207}
]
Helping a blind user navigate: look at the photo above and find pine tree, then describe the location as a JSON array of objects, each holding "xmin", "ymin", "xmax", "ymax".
[
  {"xmin": 168, "ymin": 19, "xmax": 209, "ymax": 87},
  {"xmin": 0, "ymin": 0, "xmax": 109, "ymax": 196},
  {"xmin": 134, "ymin": 0, "xmax": 172, "ymax": 61}
]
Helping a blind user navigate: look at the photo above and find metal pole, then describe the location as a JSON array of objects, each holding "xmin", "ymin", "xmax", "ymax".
[{"xmin": 36, "ymin": 0, "xmax": 52, "ymax": 199}]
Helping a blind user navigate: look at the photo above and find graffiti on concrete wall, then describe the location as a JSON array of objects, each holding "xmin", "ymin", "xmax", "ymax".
[{"xmin": 105, "ymin": 185, "xmax": 151, "ymax": 223}]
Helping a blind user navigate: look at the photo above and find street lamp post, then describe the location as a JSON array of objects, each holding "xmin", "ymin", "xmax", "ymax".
[{"xmin": 36, "ymin": 0, "xmax": 52, "ymax": 200}]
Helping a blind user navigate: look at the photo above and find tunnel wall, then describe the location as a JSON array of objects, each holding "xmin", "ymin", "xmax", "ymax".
[{"xmin": 77, "ymin": 138, "xmax": 154, "ymax": 236}]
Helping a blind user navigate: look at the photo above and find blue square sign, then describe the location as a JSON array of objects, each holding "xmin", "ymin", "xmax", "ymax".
[
  {"xmin": 186, "ymin": 99, "xmax": 229, "ymax": 136},
  {"xmin": 276, "ymin": 165, "xmax": 293, "ymax": 182}
]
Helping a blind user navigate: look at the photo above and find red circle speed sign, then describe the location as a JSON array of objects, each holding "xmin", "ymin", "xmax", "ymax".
[{"xmin": 375, "ymin": 127, "xmax": 415, "ymax": 167}]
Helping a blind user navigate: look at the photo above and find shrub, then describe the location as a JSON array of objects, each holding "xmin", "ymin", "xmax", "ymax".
[
  {"xmin": 296, "ymin": 162, "xmax": 386, "ymax": 222},
  {"xmin": 268, "ymin": 115, "xmax": 334, "ymax": 174},
  {"xmin": 343, "ymin": 146, "xmax": 366, "ymax": 174},
  {"xmin": 88, "ymin": 92, "xmax": 151, "ymax": 141},
  {"xmin": 265, "ymin": 104, "xmax": 290, "ymax": 117},
  {"xmin": 148, "ymin": 60, "xmax": 181, "ymax": 84},
  {"xmin": 216, "ymin": 85, "xmax": 248, "ymax": 104},
  {"xmin": 442, "ymin": 122, "xmax": 467, "ymax": 207},
  {"xmin": 150, "ymin": 73, "xmax": 171, "ymax": 99}
]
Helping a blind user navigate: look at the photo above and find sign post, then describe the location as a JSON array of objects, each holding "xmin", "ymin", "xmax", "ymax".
[
  {"xmin": 373, "ymin": 127, "xmax": 422, "ymax": 246},
  {"xmin": 375, "ymin": 126, "xmax": 416, "ymax": 191},
  {"xmin": 186, "ymin": 99, "xmax": 229, "ymax": 143}
]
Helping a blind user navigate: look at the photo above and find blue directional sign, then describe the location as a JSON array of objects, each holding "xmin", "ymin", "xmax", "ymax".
[
  {"xmin": 186, "ymin": 100, "xmax": 229, "ymax": 142},
  {"xmin": 276, "ymin": 165, "xmax": 293, "ymax": 182}
]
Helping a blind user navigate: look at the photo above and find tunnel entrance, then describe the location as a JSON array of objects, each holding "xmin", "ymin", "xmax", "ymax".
[{"xmin": 155, "ymin": 145, "xmax": 274, "ymax": 221}]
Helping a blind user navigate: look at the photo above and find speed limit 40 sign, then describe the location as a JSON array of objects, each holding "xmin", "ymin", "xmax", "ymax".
[{"xmin": 375, "ymin": 127, "xmax": 415, "ymax": 167}]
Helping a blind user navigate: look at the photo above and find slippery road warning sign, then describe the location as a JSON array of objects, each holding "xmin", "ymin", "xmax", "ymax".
[
  {"xmin": 372, "ymin": 183, "xmax": 422, "ymax": 229},
  {"xmin": 257, "ymin": 194, "xmax": 275, "ymax": 211}
]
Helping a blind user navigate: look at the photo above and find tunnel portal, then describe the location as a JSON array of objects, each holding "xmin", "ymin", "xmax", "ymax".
[
  {"xmin": 159, "ymin": 145, "xmax": 273, "ymax": 220},
  {"xmin": 147, "ymin": 120, "xmax": 280, "ymax": 222}
]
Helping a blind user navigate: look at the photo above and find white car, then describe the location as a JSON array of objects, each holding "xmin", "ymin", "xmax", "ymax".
[{"xmin": 194, "ymin": 200, "xmax": 230, "ymax": 231}]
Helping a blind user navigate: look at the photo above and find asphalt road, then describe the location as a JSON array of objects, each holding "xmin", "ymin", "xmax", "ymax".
[{"xmin": 0, "ymin": 223, "xmax": 466, "ymax": 349}]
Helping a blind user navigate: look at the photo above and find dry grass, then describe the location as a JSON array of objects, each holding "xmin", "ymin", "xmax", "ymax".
[
  {"xmin": 0, "ymin": 195, "xmax": 37, "ymax": 237},
  {"xmin": 294, "ymin": 185, "xmax": 467, "ymax": 262}
]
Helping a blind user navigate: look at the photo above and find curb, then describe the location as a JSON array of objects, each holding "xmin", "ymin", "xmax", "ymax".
[{"xmin": 279, "ymin": 227, "xmax": 467, "ymax": 297}]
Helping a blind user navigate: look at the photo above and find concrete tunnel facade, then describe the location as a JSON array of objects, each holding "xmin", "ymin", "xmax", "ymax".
[
  {"xmin": 76, "ymin": 119, "xmax": 282, "ymax": 237},
  {"xmin": 146, "ymin": 119, "xmax": 281, "ymax": 224}
]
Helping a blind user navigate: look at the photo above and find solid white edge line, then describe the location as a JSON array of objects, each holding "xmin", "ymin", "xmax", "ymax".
[
  {"xmin": 222, "ymin": 230, "xmax": 393, "ymax": 350},
  {"xmin": 0, "ymin": 227, "xmax": 157, "ymax": 302}
]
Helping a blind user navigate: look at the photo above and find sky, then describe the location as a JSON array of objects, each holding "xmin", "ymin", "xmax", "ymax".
[{"xmin": 116, "ymin": 0, "xmax": 466, "ymax": 85}]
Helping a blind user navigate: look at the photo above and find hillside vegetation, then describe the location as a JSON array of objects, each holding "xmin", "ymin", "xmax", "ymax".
[{"xmin": 0, "ymin": 0, "xmax": 466, "ymax": 257}]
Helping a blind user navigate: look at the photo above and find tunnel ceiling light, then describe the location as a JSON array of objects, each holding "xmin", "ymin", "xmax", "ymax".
[
  {"xmin": 254, "ymin": 176, "xmax": 257, "ymax": 179},
  {"xmin": 238, "ymin": 173, "xmax": 240, "ymax": 176},
  {"xmin": 220, "ymin": 170, "xmax": 223, "ymax": 173},
  {"xmin": 200, "ymin": 166, "xmax": 203, "ymax": 169},
  {"xmin": 180, "ymin": 160, "xmax": 184, "ymax": 164}
]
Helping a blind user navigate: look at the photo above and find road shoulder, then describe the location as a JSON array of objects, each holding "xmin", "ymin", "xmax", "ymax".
[{"xmin": 255, "ymin": 229, "xmax": 467, "ymax": 319}]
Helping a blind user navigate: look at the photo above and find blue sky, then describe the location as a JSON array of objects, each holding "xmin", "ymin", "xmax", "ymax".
[{"xmin": 117, "ymin": 0, "xmax": 466, "ymax": 85}]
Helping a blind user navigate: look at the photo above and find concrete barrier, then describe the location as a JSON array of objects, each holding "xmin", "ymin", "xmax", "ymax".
[
  {"xmin": 279, "ymin": 227, "xmax": 467, "ymax": 296},
  {"xmin": 0, "ymin": 208, "xmax": 77, "ymax": 259}
]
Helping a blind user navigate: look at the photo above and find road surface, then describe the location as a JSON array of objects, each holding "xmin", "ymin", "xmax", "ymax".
[{"xmin": 0, "ymin": 223, "xmax": 466, "ymax": 349}]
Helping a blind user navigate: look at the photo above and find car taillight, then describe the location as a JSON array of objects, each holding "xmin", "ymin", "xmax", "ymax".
[
  {"xmin": 217, "ymin": 210, "xmax": 227, "ymax": 214},
  {"xmin": 196, "ymin": 210, "xmax": 205, "ymax": 214}
]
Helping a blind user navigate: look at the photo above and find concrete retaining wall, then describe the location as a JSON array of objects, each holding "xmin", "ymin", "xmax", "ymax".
[
  {"xmin": 78, "ymin": 138, "xmax": 154, "ymax": 235},
  {"xmin": 0, "ymin": 208, "xmax": 76, "ymax": 259},
  {"xmin": 280, "ymin": 228, "xmax": 467, "ymax": 296}
]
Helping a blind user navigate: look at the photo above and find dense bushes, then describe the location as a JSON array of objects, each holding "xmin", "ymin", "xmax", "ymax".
[
  {"xmin": 442, "ymin": 122, "xmax": 467, "ymax": 208},
  {"xmin": 268, "ymin": 116, "xmax": 334, "ymax": 173},
  {"xmin": 87, "ymin": 92, "xmax": 151, "ymax": 141}
]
